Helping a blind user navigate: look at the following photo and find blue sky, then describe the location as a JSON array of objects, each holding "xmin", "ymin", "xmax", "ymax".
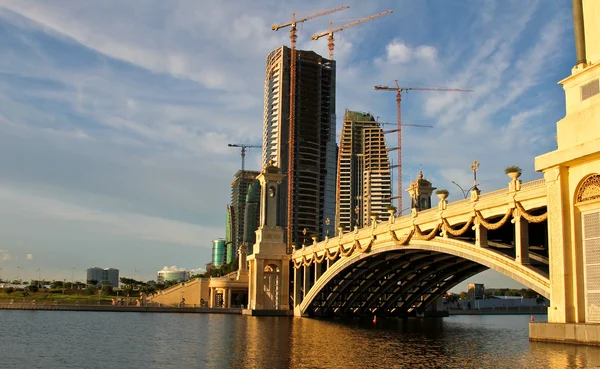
[{"xmin": 0, "ymin": 0, "xmax": 573, "ymax": 290}]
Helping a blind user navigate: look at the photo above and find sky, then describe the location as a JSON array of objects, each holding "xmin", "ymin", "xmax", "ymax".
[{"xmin": 0, "ymin": 0, "xmax": 574, "ymax": 291}]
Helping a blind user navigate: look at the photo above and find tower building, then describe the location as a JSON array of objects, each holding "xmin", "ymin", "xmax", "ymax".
[
  {"xmin": 406, "ymin": 170, "xmax": 436, "ymax": 211},
  {"xmin": 336, "ymin": 110, "xmax": 392, "ymax": 231},
  {"xmin": 262, "ymin": 45, "xmax": 337, "ymax": 244},
  {"xmin": 231, "ymin": 170, "xmax": 260, "ymax": 255}
]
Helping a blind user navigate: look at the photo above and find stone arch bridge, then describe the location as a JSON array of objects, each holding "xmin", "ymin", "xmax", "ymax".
[{"xmin": 291, "ymin": 178, "xmax": 549, "ymax": 317}]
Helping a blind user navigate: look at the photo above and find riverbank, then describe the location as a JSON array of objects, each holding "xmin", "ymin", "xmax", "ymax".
[
  {"xmin": 0, "ymin": 303, "xmax": 241, "ymax": 314},
  {"xmin": 448, "ymin": 306, "xmax": 547, "ymax": 315}
]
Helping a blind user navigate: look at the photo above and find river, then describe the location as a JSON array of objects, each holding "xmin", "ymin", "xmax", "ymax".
[{"xmin": 1, "ymin": 311, "xmax": 599, "ymax": 368}]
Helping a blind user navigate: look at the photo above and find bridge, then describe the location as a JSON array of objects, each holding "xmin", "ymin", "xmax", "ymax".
[{"xmin": 290, "ymin": 178, "xmax": 549, "ymax": 317}]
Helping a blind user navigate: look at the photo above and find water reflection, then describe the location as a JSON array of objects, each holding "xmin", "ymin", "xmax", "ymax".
[{"xmin": 1, "ymin": 311, "xmax": 599, "ymax": 369}]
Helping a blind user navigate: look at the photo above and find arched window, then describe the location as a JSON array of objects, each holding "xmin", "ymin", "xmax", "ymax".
[{"xmin": 576, "ymin": 174, "xmax": 600, "ymax": 323}]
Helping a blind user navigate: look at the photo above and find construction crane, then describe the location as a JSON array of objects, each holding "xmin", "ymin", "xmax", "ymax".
[
  {"xmin": 374, "ymin": 80, "xmax": 472, "ymax": 212},
  {"xmin": 228, "ymin": 143, "xmax": 262, "ymax": 250},
  {"xmin": 228, "ymin": 143, "xmax": 261, "ymax": 178},
  {"xmin": 272, "ymin": 5, "xmax": 349, "ymax": 252},
  {"xmin": 311, "ymin": 10, "xmax": 393, "ymax": 60}
]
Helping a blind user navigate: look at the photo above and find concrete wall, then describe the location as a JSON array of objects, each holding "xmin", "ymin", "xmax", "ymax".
[{"xmin": 148, "ymin": 278, "xmax": 209, "ymax": 307}]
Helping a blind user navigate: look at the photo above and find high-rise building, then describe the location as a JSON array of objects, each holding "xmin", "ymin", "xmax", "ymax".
[
  {"xmin": 243, "ymin": 179, "xmax": 261, "ymax": 254},
  {"xmin": 86, "ymin": 267, "xmax": 119, "ymax": 288},
  {"xmin": 262, "ymin": 45, "xmax": 337, "ymax": 244},
  {"xmin": 212, "ymin": 238, "xmax": 226, "ymax": 267},
  {"xmin": 230, "ymin": 170, "xmax": 260, "ymax": 254},
  {"xmin": 336, "ymin": 110, "xmax": 392, "ymax": 231}
]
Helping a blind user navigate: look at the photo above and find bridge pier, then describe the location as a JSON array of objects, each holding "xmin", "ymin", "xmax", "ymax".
[{"xmin": 530, "ymin": 0, "xmax": 600, "ymax": 346}]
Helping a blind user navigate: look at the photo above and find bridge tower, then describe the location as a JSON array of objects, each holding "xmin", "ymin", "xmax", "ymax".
[
  {"xmin": 531, "ymin": 0, "xmax": 600, "ymax": 344},
  {"xmin": 406, "ymin": 170, "xmax": 436, "ymax": 212},
  {"xmin": 245, "ymin": 161, "xmax": 291, "ymax": 314}
]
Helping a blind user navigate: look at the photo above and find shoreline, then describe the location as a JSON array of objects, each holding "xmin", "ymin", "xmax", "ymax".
[{"xmin": 0, "ymin": 303, "xmax": 241, "ymax": 314}]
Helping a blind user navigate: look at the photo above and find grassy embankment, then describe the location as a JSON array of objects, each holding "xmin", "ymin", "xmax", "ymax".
[{"xmin": 0, "ymin": 290, "xmax": 136, "ymax": 304}]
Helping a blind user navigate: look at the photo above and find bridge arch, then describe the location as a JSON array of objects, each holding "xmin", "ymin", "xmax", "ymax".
[{"xmin": 297, "ymin": 238, "xmax": 550, "ymax": 317}]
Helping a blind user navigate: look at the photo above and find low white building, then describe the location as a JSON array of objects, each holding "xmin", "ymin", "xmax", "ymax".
[{"xmin": 157, "ymin": 270, "xmax": 191, "ymax": 283}]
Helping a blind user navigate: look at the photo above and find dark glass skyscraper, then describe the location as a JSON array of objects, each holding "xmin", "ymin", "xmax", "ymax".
[{"xmin": 262, "ymin": 45, "xmax": 337, "ymax": 244}]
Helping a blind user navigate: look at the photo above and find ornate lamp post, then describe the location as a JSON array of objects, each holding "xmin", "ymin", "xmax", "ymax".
[
  {"xmin": 325, "ymin": 218, "xmax": 331, "ymax": 239},
  {"xmin": 354, "ymin": 205, "xmax": 360, "ymax": 229},
  {"xmin": 452, "ymin": 160, "xmax": 481, "ymax": 199},
  {"xmin": 471, "ymin": 160, "xmax": 480, "ymax": 189},
  {"xmin": 302, "ymin": 228, "xmax": 308, "ymax": 247}
]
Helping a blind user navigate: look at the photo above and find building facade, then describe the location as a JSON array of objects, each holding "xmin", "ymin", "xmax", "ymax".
[
  {"xmin": 467, "ymin": 283, "xmax": 485, "ymax": 300},
  {"xmin": 336, "ymin": 110, "xmax": 392, "ymax": 231},
  {"xmin": 86, "ymin": 267, "xmax": 119, "ymax": 288},
  {"xmin": 262, "ymin": 45, "xmax": 337, "ymax": 244}
]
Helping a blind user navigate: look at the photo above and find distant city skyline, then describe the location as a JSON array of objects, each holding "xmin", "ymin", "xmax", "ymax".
[{"xmin": 0, "ymin": 1, "xmax": 574, "ymax": 291}]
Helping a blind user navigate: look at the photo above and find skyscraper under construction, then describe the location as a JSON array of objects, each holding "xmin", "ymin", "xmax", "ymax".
[
  {"xmin": 336, "ymin": 110, "xmax": 392, "ymax": 231},
  {"xmin": 262, "ymin": 46, "xmax": 337, "ymax": 246}
]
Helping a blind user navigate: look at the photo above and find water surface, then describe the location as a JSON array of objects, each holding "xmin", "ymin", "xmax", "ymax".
[{"xmin": 1, "ymin": 311, "xmax": 599, "ymax": 368}]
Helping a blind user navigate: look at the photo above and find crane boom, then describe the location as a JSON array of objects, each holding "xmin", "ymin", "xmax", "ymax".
[
  {"xmin": 311, "ymin": 10, "xmax": 392, "ymax": 59},
  {"xmin": 374, "ymin": 80, "xmax": 472, "ymax": 212},
  {"xmin": 271, "ymin": 5, "xmax": 350, "ymax": 31}
]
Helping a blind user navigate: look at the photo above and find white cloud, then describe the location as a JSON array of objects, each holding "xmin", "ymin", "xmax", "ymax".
[
  {"xmin": 162, "ymin": 265, "xmax": 184, "ymax": 271},
  {"xmin": 0, "ymin": 250, "xmax": 10, "ymax": 261},
  {"xmin": 25, "ymin": 253, "xmax": 33, "ymax": 260},
  {"xmin": 379, "ymin": 40, "xmax": 438, "ymax": 65}
]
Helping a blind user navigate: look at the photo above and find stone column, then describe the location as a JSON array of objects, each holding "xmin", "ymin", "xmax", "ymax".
[
  {"xmin": 544, "ymin": 166, "xmax": 574, "ymax": 323},
  {"xmin": 514, "ymin": 214, "xmax": 530, "ymax": 265},
  {"xmin": 254, "ymin": 259, "xmax": 264, "ymax": 310},
  {"xmin": 293, "ymin": 266, "xmax": 302, "ymax": 307},
  {"xmin": 227, "ymin": 288, "xmax": 232, "ymax": 308},
  {"xmin": 280, "ymin": 261, "xmax": 290, "ymax": 310},
  {"xmin": 475, "ymin": 222, "xmax": 488, "ymax": 247},
  {"xmin": 209, "ymin": 288, "xmax": 214, "ymax": 308}
]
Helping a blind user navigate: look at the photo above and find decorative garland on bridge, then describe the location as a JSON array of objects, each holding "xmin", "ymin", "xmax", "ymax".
[
  {"xmin": 515, "ymin": 202, "xmax": 548, "ymax": 223},
  {"xmin": 442, "ymin": 216, "xmax": 474, "ymax": 236},
  {"xmin": 414, "ymin": 223, "xmax": 442, "ymax": 240},
  {"xmin": 390, "ymin": 228, "xmax": 414, "ymax": 246},
  {"xmin": 475, "ymin": 208, "xmax": 512, "ymax": 230},
  {"xmin": 292, "ymin": 201, "xmax": 546, "ymax": 268}
]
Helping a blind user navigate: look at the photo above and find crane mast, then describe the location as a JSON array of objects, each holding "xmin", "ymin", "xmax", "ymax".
[
  {"xmin": 311, "ymin": 10, "xmax": 393, "ymax": 60},
  {"xmin": 228, "ymin": 143, "xmax": 262, "ymax": 250},
  {"xmin": 374, "ymin": 80, "xmax": 472, "ymax": 213},
  {"xmin": 272, "ymin": 5, "xmax": 349, "ymax": 252}
]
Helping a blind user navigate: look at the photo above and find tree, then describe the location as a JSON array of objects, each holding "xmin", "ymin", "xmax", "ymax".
[
  {"xmin": 4, "ymin": 287, "xmax": 14, "ymax": 294},
  {"xmin": 101, "ymin": 284, "xmax": 113, "ymax": 296},
  {"xmin": 87, "ymin": 279, "xmax": 99, "ymax": 286},
  {"xmin": 26, "ymin": 285, "xmax": 39, "ymax": 292},
  {"xmin": 51, "ymin": 281, "xmax": 64, "ymax": 289},
  {"xmin": 459, "ymin": 291, "xmax": 468, "ymax": 300}
]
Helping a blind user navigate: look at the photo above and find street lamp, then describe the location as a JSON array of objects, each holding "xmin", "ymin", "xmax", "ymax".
[
  {"xmin": 471, "ymin": 160, "xmax": 480, "ymax": 189},
  {"xmin": 325, "ymin": 218, "xmax": 331, "ymax": 238},
  {"xmin": 452, "ymin": 160, "xmax": 481, "ymax": 199},
  {"xmin": 354, "ymin": 205, "xmax": 360, "ymax": 228},
  {"xmin": 302, "ymin": 228, "xmax": 308, "ymax": 247}
]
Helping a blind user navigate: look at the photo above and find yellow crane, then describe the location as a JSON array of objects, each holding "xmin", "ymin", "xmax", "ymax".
[
  {"xmin": 374, "ymin": 80, "xmax": 472, "ymax": 212},
  {"xmin": 272, "ymin": 5, "xmax": 349, "ymax": 252},
  {"xmin": 311, "ymin": 10, "xmax": 393, "ymax": 60}
]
